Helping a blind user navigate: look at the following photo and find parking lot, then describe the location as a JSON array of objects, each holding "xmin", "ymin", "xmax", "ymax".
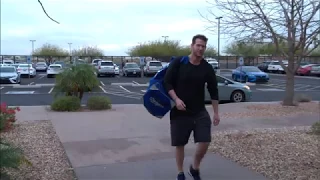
[{"xmin": 1, "ymin": 71, "xmax": 319, "ymax": 106}]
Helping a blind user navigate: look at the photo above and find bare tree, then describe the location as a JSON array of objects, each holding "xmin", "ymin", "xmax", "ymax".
[
  {"xmin": 201, "ymin": 0, "xmax": 320, "ymax": 106},
  {"xmin": 38, "ymin": 0, "xmax": 60, "ymax": 24}
]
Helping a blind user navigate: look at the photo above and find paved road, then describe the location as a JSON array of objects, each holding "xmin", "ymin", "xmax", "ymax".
[{"xmin": 1, "ymin": 72, "xmax": 319, "ymax": 106}]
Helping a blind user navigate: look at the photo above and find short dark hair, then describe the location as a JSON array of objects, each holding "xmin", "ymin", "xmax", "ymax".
[{"xmin": 192, "ymin": 34, "xmax": 208, "ymax": 44}]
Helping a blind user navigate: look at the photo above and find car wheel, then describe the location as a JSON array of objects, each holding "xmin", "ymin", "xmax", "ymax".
[
  {"xmin": 47, "ymin": 75, "xmax": 50, "ymax": 78},
  {"xmin": 231, "ymin": 90, "xmax": 245, "ymax": 102},
  {"xmin": 244, "ymin": 76, "xmax": 248, "ymax": 83},
  {"xmin": 97, "ymin": 73, "xmax": 100, "ymax": 77}
]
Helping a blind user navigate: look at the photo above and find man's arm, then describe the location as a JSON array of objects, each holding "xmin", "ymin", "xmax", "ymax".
[
  {"xmin": 164, "ymin": 58, "xmax": 181, "ymax": 100},
  {"xmin": 205, "ymin": 66, "xmax": 219, "ymax": 114}
]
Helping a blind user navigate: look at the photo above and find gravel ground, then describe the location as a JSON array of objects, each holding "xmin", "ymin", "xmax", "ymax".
[
  {"xmin": 222, "ymin": 102, "xmax": 319, "ymax": 118},
  {"xmin": 1, "ymin": 120, "xmax": 76, "ymax": 180},
  {"xmin": 210, "ymin": 126, "xmax": 320, "ymax": 180}
]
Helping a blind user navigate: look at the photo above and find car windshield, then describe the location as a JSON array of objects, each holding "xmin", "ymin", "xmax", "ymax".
[
  {"xmin": 149, "ymin": 62, "xmax": 162, "ymax": 66},
  {"xmin": 50, "ymin": 65, "xmax": 61, "ymax": 69},
  {"xmin": 126, "ymin": 63, "xmax": 139, "ymax": 68},
  {"xmin": 242, "ymin": 66, "xmax": 261, "ymax": 72},
  {"xmin": 18, "ymin": 64, "xmax": 31, "ymax": 68},
  {"xmin": 0, "ymin": 67, "xmax": 15, "ymax": 72},
  {"xmin": 100, "ymin": 62, "xmax": 114, "ymax": 66}
]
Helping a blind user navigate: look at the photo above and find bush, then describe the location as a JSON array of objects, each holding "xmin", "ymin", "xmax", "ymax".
[
  {"xmin": 87, "ymin": 96, "xmax": 112, "ymax": 110},
  {"xmin": 311, "ymin": 121, "xmax": 320, "ymax": 135},
  {"xmin": 0, "ymin": 103, "xmax": 20, "ymax": 132},
  {"xmin": 294, "ymin": 93, "xmax": 312, "ymax": 103},
  {"xmin": 51, "ymin": 96, "xmax": 81, "ymax": 111}
]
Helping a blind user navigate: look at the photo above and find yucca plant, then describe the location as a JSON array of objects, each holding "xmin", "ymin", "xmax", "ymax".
[
  {"xmin": 53, "ymin": 64, "xmax": 100, "ymax": 100},
  {"xmin": 0, "ymin": 140, "xmax": 32, "ymax": 178}
]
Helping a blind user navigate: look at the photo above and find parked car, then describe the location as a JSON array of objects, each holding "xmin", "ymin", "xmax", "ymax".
[
  {"xmin": 310, "ymin": 64, "xmax": 320, "ymax": 77},
  {"xmin": 123, "ymin": 62, "xmax": 141, "ymax": 77},
  {"xmin": 17, "ymin": 64, "xmax": 36, "ymax": 77},
  {"xmin": 232, "ymin": 66, "xmax": 269, "ymax": 83},
  {"xmin": 0, "ymin": 66, "xmax": 21, "ymax": 84},
  {"xmin": 1, "ymin": 59, "xmax": 14, "ymax": 65},
  {"xmin": 205, "ymin": 74, "xmax": 252, "ymax": 102},
  {"xmin": 47, "ymin": 64, "xmax": 63, "ymax": 78},
  {"xmin": 143, "ymin": 60, "xmax": 163, "ymax": 77},
  {"xmin": 296, "ymin": 64, "xmax": 318, "ymax": 76},
  {"xmin": 256, "ymin": 61, "xmax": 272, "ymax": 72},
  {"xmin": 114, "ymin": 64, "xmax": 120, "ymax": 75},
  {"xmin": 53, "ymin": 61, "xmax": 66, "ymax": 68},
  {"xmin": 267, "ymin": 60, "xmax": 288, "ymax": 73},
  {"xmin": 96, "ymin": 60, "xmax": 115, "ymax": 77},
  {"xmin": 35, "ymin": 62, "xmax": 48, "ymax": 71},
  {"xmin": 208, "ymin": 61, "xmax": 220, "ymax": 74}
]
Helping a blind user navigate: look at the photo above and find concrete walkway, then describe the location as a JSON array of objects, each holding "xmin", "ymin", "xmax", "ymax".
[{"xmin": 15, "ymin": 103, "xmax": 319, "ymax": 180}]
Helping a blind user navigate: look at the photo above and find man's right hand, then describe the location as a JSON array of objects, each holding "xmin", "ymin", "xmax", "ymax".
[{"xmin": 175, "ymin": 98, "xmax": 186, "ymax": 111}]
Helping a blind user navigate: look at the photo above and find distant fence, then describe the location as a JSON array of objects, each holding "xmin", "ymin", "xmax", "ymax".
[{"xmin": 1, "ymin": 55, "xmax": 320, "ymax": 69}]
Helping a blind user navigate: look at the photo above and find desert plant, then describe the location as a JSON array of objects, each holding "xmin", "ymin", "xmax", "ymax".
[
  {"xmin": 0, "ymin": 141, "xmax": 32, "ymax": 178},
  {"xmin": 51, "ymin": 96, "xmax": 81, "ymax": 111},
  {"xmin": 311, "ymin": 121, "xmax": 320, "ymax": 135},
  {"xmin": 0, "ymin": 103, "xmax": 20, "ymax": 132},
  {"xmin": 294, "ymin": 93, "xmax": 312, "ymax": 103},
  {"xmin": 87, "ymin": 96, "xmax": 112, "ymax": 110},
  {"xmin": 53, "ymin": 64, "xmax": 100, "ymax": 100}
]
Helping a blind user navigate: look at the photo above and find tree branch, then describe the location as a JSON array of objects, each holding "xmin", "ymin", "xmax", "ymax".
[{"xmin": 38, "ymin": 0, "xmax": 60, "ymax": 24}]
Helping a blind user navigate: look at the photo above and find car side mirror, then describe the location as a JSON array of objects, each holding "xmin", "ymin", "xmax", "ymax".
[{"xmin": 224, "ymin": 80, "xmax": 228, "ymax": 85}]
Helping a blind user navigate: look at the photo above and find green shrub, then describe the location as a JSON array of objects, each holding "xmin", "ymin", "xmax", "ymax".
[
  {"xmin": 311, "ymin": 121, "xmax": 320, "ymax": 135},
  {"xmin": 87, "ymin": 96, "xmax": 112, "ymax": 110},
  {"xmin": 51, "ymin": 96, "xmax": 81, "ymax": 111}
]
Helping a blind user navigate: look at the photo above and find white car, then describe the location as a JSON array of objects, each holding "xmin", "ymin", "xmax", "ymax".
[
  {"xmin": 96, "ymin": 60, "xmax": 116, "ymax": 77},
  {"xmin": 17, "ymin": 64, "xmax": 36, "ymax": 77},
  {"xmin": 35, "ymin": 62, "xmax": 48, "ymax": 71},
  {"xmin": 143, "ymin": 60, "xmax": 163, "ymax": 77},
  {"xmin": 47, "ymin": 64, "xmax": 63, "ymax": 78},
  {"xmin": 208, "ymin": 61, "xmax": 220, "ymax": 74},
  {"xmin": 114, "ymin": 64, "xmax": 120, "ymax": 75},
  {"xmin": 267, "ymin": 60, "xmax": 288, "ymax": 73}
]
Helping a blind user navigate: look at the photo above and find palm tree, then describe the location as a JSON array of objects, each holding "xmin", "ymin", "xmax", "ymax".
[{"xmin": 54, "ymin": 64, "xmax": 100, "ymax": 100}]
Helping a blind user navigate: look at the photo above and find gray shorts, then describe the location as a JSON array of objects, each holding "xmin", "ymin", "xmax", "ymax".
[{"xmin": 170, "ymin": 109, "xmax": 212, "ymax": 146}]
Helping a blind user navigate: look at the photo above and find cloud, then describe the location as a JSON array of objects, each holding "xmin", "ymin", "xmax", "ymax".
[{"xmin": 0, "ymin": 0, "xmax": 226, "ymax": 56}]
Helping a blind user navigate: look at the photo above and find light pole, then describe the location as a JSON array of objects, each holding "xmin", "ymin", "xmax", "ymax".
[
  {"xmin": 29, "ymin": 40, "xmax": 36, "ymax": 79},
  {"xmin": 216, "ymin": 17, "xmax": 223, "ymax": 63},
  {"xmin": 30, "ymin": 40, "xmax": 36, "ymax": 54},
  {"xmin": 162, "ymin": 36, "xmax": 169, "ymax": 42},
  {"xmin": 68, "ymin": 43, "xmax": 72, "ymax": 55}
]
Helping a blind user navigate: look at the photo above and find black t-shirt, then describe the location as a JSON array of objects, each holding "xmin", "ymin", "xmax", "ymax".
[{"xmin": 164, "ymin": 56, "xmax": 219, "ymax": 117}]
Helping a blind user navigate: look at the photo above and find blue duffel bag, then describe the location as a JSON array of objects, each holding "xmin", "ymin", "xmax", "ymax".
[{"xmin": 142, "ymin": 56, "xmax": 189, "ymax": 118}]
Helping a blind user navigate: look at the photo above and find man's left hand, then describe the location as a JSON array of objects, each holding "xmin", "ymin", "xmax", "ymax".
[{"xmin": 213, "ymin": 113, "xmax": 220, "ymax": 126}]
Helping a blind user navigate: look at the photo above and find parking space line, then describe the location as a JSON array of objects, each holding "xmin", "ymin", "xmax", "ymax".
[
  {"xmin": 0, "ymin": 87, "xmax": 4, "ymax": 90},
  {"xmin": 256, "ymin": 88, "xmax": 284, "ymax": 91},
  {"xmin": 304, "ymin": 85, "xmax": 320, "ymax": 91},
  {"xmin": 100, "ymin": 81, "xmax": 105, "ymax": 86},
  {"xmin": 29, "ymin": 82, "xmax": 35, "ymax": 85},
  {"xmin": 99, "ymin": 86, "xmax": 107, "ymax": 93},
  {"xmin": 48, "ymin": 87, "xmax": 54, "ymax": 94},
  {"xmin": 141, "ymin": 90, "xmax": 146, "ymax": 93},
  {"xmin": 294, "ymin": 85, "xmax": 311, "ymax": 90},
  {"xmin": 38, "ymin": 75, "xmax": 45, "ymax": 79},
  {"xmin": 132, "ymin": 81, "xmax": 140, "ymax": 85},
  {"xmin": 119, "ymin": 85, "xmax": 131, "ymax": 92}
]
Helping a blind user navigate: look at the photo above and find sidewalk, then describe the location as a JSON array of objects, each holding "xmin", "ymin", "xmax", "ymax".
[{"xmin": 15, "ymin": 103, "xmax": 319, "ymax": 180}]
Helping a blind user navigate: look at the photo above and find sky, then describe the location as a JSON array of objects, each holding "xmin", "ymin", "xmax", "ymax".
[{"xmin": 0, "ymin": 0, "xmax": 228, "ymax": 56}]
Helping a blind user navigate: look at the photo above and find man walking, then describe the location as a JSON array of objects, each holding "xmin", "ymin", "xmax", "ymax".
[{"xmin": 164, "ymin": 34, "xmax": 220, "ymax": 180}]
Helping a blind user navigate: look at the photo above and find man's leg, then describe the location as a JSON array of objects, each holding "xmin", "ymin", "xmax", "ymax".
[
  {"xmin": 189, "ymin": 110, "xmax": 212, "ymax": 178},
  {"xmin": 170, "ymin": 117, "xmax": 193, "ymax": 173}
]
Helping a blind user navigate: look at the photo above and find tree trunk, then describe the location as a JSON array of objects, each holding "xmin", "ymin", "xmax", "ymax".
[
  {"xmin": 79, "ymin": 90, "xmax": 84, "ymax": 101},
  {"xmin": 282, "ymin": 59, "xmax": 296, "ymax": 106}
]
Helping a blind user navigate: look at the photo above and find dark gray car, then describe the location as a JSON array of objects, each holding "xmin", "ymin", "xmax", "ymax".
[{"xmin": 123, "ymin": 62, "xmax": 141, "ymax": 77}]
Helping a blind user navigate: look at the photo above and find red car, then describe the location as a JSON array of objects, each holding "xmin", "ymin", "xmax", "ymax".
[{"xmin": 296, "ymin": 64, "xmax": 317, "ymax": 76}]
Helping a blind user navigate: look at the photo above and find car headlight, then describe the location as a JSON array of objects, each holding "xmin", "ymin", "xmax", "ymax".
[{"xmin": 244, "ymin": 85, "xmax": 250, "ymax": 90}]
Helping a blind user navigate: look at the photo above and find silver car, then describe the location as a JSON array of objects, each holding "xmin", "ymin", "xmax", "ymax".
[
  {"xmin": 205, "ymin": 74, "xmax": 252, "ymax": 102},
  {"xmin": 35, "ymin": 62, "xmax": 48, "ymax": 71},
  {"xmin": 123, "ymin": 62, "xmax": 141, "ymax": 77},
  {"xmin": 310, "ymin": 64, "xmax": 320, "ymax": 76},
  {"xmin": 143, "ymin": 61, "xmax": 163, "ymax": 77},
  {"xmin": 96, "ymin": 61, "xmax": 115, "ymax": 77},
  {"xmin": 17, "ymin": 64, "xmax": 37, "ymax": 77},
  {"xmin": 0, "ymin": 65, "xmax": 21, "ymax": 84}
]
